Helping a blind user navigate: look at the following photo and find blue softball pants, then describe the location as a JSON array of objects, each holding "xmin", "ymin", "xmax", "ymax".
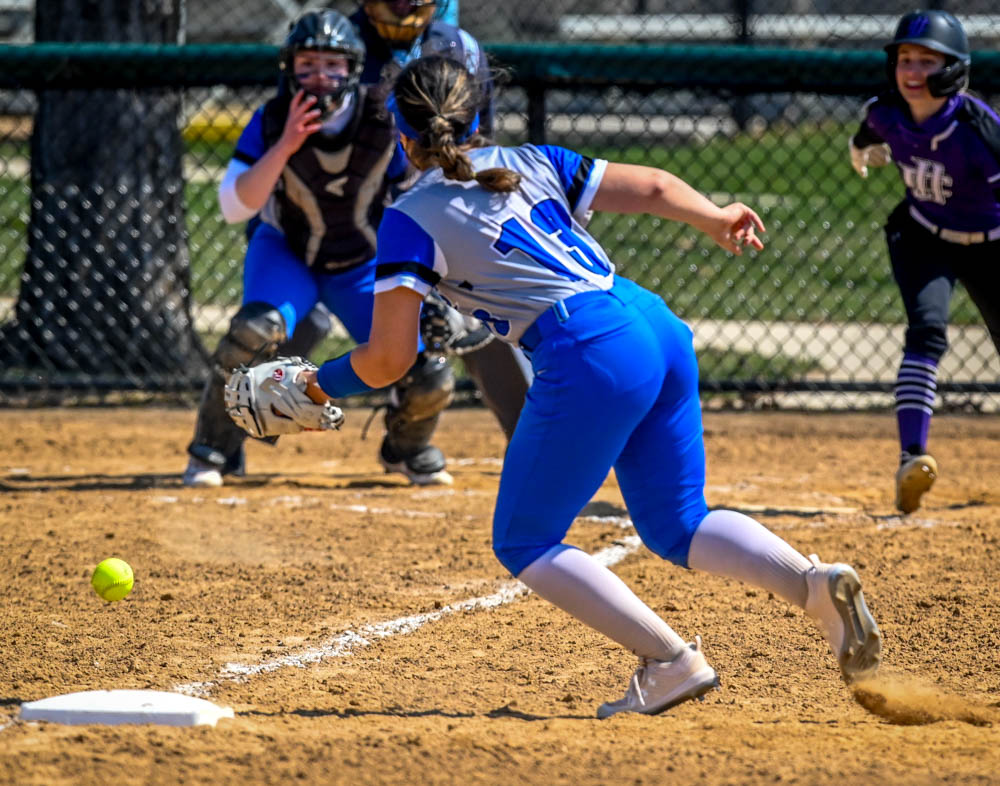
[
  {"xmin": 242, "ymin": 222, "xmax": 377, "ymax": 345},
  {"xmin": 493, "ymin": 276, "xmax": 709, "ymax": 577}
]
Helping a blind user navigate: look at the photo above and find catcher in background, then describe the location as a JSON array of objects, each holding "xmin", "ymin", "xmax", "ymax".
[
  {"xmin": 184, "ymin": 9, "xmax": 457, "ymax": 488},
  {"xmin": 250, "ymin": 54, "xmax": 882, "ymax": 718},
  {"xmin": 849, "ymin": 10, "xmax": 1000, "ymax": 514},
  {"xmin": 279, "ymin": 0, "xmax": 532, "ymax": 442}
]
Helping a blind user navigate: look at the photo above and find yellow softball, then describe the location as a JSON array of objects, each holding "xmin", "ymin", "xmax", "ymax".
[{"xmin": 91, "ymin": 558, "xmax": 134, "ymax": 602}]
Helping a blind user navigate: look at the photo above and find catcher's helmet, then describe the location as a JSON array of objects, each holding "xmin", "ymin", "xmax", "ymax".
[
  {"xmin": 363, "ymin": 0, "xmax": 437, "ymax": 45},
  {"xmin": 279, "ymin": 9, "xmax": 365, "ymax": 118},
  {"xmin": 884, "ymin": 10, "xmax": 970, "ymax": 97}
]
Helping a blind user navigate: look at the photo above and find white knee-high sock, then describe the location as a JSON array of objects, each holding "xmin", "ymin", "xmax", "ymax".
[
  {"xmin": 686, "ymin": 509, "xmax": 811, "ymax": 608},
  {"xmin": 517, "ymin": 544, "xmax": 686, "ymax": 662}
]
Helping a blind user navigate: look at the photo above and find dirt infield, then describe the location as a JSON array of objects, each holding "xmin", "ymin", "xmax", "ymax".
[{"xmin": 1, "ymin": 406, "xmax": 999, "ymax": 785}]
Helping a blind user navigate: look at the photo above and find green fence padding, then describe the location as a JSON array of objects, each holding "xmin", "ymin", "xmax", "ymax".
[{"xmin": 2, "ymin": 42, "xmax": 999, "ymax": 93}]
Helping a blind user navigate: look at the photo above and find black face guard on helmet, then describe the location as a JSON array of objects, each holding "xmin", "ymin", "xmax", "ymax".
[
  {"xmin": 884, "ymin": 10, "xmax": 971, "ymax": 98},
  {"xmin": 363, "ymin": 0, "xmax": 437, "ymax": 45},
  {"xmin": 279, "ymin": 9, "xmax": 366, "ymax": 120}
]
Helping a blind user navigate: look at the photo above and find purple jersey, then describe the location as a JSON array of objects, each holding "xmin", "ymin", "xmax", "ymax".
[{"xmin": 856, "ymin": 92, "xmax": 1000, "ymax": 231}]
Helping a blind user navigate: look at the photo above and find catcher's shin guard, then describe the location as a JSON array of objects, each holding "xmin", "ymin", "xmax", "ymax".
[
  {"xmin": 187, "ymin": 302, "xmax": 287, "ymax": 474},
  {"xmin": 381, "ymin": 352, "xmax": 455, "ymax": 482}
]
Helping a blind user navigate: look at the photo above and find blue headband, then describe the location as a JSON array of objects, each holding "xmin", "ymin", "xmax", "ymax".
[{"xmin": 387, "ymin": 92, "xmax": 480, "ymax": 143}]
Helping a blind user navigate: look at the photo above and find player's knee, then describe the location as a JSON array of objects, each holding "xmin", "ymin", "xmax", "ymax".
[
  {"xmin": 491, "ymin": 508, "xmax": 567, "ymax": 577},
  {"xmin": 630, "ymin": 501, "xmax": 707, "ymax": 568},
  {"xmin": 903, "ymin": 323, "xmax": 947, "ymax": 361},
  {"xmin": 215, "ymin": 302, "xmax": 288, "ymax": 372},
  {"xmin": 493, "ymin": 539, "xmax": 553, "ymax": 578}
]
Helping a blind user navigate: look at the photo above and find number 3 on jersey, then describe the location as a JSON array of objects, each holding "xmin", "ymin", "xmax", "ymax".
[{"xmin": 493, "ymin": 198, "xmax": 611, "ymax": 281}]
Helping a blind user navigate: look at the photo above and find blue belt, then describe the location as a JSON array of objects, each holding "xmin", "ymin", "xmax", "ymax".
[{"xmin": 519, "ymin": 287, "xmax": 617, "ymax": 352}]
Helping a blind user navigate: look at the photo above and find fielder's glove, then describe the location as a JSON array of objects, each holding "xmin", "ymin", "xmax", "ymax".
[
  {"xmin": 849, "ymin": 135, "xmax": 892, "ymax": 178},
  {"xmin": 421, "ymin": 291, "xmax": 494, "ymax": 356},
  {"xmin": 224, "ymin": 356, "xmax": 344, "ymax": 439}
]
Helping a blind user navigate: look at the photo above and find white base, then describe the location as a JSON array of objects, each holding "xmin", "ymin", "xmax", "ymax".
[{"xmin": 20, "ymin": 690, "xmax": 234, "ymax": 727}]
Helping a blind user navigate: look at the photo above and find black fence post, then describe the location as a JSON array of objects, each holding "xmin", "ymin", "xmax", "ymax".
[
  {"xmin": 527, "ymin": 83, "xmax": 546, "ymax": 144},
  {"xmin": 732, "ymin": 0, "xmax": 753, "ymax": 130}
]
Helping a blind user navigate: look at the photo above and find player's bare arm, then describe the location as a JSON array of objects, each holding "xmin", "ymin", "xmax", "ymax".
[
  {"xmin": 303, "ymin": 287, "xmax": 423, "ymax": 400},
  {"xmin": 591, "ymin": 162, "xmax": 765, "ymax": 255}
]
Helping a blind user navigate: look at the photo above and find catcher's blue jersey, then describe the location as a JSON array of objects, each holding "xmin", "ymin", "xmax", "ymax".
[{"xmin": 374, "ymin": 145, "xmax": 612, "ymax": 344}]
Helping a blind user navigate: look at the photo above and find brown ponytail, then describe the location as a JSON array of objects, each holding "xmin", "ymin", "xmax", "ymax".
[{"xmin": 393, "ymin": 55, "xmax": 521, "ymax": 193}]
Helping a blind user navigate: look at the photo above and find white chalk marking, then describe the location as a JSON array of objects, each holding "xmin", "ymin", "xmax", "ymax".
[
  {"xmin": 876, "ymin": 517, "xmax": 954, "ymax": 531},
  {"xmin": 174, "ymin": 534, "xmax": 643, "ymax": 698},
  {"xmin": 328, "ymin": 503, "xmax": 448, "ymax": 519},
  {"xmin": 450, "ymin": 458, "xmax": 504, "ymax": 467},
  {"xmin": 154, "ymin": 496, "xmax": 249, "ymax": 507},
  {"xmin": 267, "ymin": 495, "xmax": 324, "ymax": 508},
  {"xmin": 578, "ymin": 515, "xmax": 633, "ymax": 530}
]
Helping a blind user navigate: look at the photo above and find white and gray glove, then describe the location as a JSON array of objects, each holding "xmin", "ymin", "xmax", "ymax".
[
  {"xmin": 849, "ymin": 135, "xmax": 892, "ymax": 178},
  {"xmin": 224, "ymin": 356, "xmax": 344, "ymax": 438}
]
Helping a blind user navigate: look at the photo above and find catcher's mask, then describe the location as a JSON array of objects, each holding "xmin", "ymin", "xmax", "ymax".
[
  {"xmin": 884, "ymin": 10, "xmax": 970, "ymax": 98},
  {"xmin": 279, "ymin": 9, "xmax": 365, "ymax": 120},
  {"xmin": 363, "ymin": 0, "xmax": 436, "ymax": 45}
]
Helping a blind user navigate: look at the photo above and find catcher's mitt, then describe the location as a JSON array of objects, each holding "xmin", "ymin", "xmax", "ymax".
[
  {"xmin": 224, "ymin": 356, "xmax": 345, "ymax": 439},
  {"xmin": 421, "ymin": 291, "xmax": 494, "ymax": 356}
]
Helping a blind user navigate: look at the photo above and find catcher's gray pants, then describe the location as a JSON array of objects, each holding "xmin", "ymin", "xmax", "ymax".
[{"xmin": 461, "ymin": 339, "xmax": 532, "ymax": 441}]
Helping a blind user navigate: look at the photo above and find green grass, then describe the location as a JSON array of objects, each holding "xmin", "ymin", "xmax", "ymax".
[{"xmin": 0, "ymin": 118, "xmax": 981, "ymax": 327}]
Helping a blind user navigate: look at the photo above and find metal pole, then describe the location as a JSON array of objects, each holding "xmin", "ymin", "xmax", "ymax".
[
  {"xmin": 527, "ymin": 84, "xmax": 546, "ymax": 144},
  {"xmin": 732, "ymin": 0, "xmax": 753, "ymax": 130}
]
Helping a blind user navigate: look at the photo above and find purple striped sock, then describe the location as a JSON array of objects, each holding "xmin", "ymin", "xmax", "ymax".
[{"xmin": 894, "ymin": 352, "xmax": 938, "ymax": 456}]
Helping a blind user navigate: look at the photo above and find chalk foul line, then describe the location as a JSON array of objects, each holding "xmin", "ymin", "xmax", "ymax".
[{"xmin": 173, "ymin": 534, "xmax": 643, "ymax": 698}]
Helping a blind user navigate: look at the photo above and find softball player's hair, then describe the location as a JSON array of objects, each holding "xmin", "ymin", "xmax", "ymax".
[{"xmin": 393, "ymin": 55, "xmax": 521, "ymax": 193}]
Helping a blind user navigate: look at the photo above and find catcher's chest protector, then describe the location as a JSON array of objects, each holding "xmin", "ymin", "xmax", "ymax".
[{"xmin": 262, "ymin": 87, "xmax": 396, "ymax": 271}]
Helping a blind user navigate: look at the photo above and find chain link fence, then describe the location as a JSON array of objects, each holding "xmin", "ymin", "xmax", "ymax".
[{"xmin": 1, "ymin": 2, "xmax": 999, "ymax": 410}]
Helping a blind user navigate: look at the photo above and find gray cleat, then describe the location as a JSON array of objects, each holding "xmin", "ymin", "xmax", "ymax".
[{"xmin": 805, "ymin": 554, "xmax": 882, "ymax": 683}]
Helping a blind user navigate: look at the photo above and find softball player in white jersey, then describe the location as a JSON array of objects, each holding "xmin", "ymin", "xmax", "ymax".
[{"xmin": 305, "ymin": 54, "xmax": 883, "ymax": 717}]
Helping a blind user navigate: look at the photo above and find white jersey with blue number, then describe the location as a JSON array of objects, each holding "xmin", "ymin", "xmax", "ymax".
[{"xmin": 374, "ymin": 144, "xmax": 613, "ymax": 343}]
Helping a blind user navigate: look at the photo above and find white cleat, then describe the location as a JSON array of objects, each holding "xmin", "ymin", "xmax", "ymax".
[
  {"xmin": 378, "ymin": 454, "xmax": 453, "ymax": 486},
  {"xmin": 182, "ymin": 457, "xmax": 223, "ymax": 488},
  {"xmin": 805, "ymin": 554, "xmax": 882, "ymax": 684},
  {"xmin": 378, "ymin": 443, "xmax": 454, "ymax": 486},
  {"xmin": 597, "ymin": 636, "xmax": 720, "ymax": 719}
]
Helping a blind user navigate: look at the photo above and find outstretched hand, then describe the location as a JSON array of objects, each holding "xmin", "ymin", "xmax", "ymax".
[
  {"xmin": 300, "ymin": 369, "xmax": 331, "ymax": 404},
  {"xmin": 278, "ymin": 90, "xmax": 323, "ymax": 156},
  {"xmin": 707, "ymin": 203, "xmax": 766, "ymax": 255}
]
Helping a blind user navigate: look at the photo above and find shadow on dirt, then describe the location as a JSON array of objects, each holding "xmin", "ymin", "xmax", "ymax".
[
  {"xmin": 239, "ymin": 705, "xmax": 591, "ymax": 721},
  {"xmin": 0, "ymin": 472, "xmax": 410, "ymax": 494}
]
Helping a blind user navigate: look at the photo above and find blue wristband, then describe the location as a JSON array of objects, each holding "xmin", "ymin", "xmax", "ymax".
[{"xmin": 316, "ymin": 353, "xmax": 375, "ymax": 398}]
